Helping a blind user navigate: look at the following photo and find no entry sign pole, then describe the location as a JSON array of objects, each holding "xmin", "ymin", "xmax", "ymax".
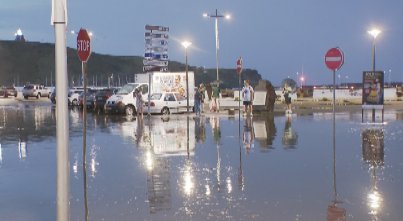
[{"xmin": 325, "ymin": 47, "xmax": 344, "ymax": 116}]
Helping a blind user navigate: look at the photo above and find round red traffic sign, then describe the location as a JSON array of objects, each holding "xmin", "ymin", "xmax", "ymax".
[
  {"xmin": 77, "ymin": 28, "xmax": 91, "ymax": 62},
  {"xmin": 236, "ymin": 57, "xmax": 243, "ymax": 75},
  {"xmin": 325, "ymin": 47, "xmax": 344, "ymax": 71}
]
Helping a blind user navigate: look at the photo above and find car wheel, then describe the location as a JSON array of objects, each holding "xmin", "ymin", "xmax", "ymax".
[
  {"xmin": 36, "ymin": 93, "xmax": 41, "ymax": 99},
  {"xmin": 24, "ymin": 96, "xmax": 28, "ymax": 99},
  {"xmin": 125, "ymin": 105, "xmax": 135, "ymax": 116},
  {"xmin": 161, "ymin": 107, "xmax": 170, "ymax": 115}
]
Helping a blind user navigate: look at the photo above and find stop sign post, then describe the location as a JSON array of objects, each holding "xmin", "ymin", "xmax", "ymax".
[
  {"xmin": 325, "ymin": 47, "xmax": 344, "ymax": 117},
  {"xmin": 77, "ymin": 28, "xmax": 91, "ymax": 62},
  {"xmin": 77, "ymin": 28, "xmax": 91, "ymax": 154},
  {"xmin": 236, "ymin": 57, "xmax": 243, "ymax": 115}
]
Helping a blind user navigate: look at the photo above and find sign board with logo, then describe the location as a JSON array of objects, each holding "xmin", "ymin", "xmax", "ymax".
[{"xmin": 362, "ymin": 71, "xmax": 384, "ymax": 108}]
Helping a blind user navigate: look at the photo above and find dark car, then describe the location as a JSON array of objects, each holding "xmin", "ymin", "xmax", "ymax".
[
  {"xmin": 78, "ymin": 89, "xmax": 98, "ymax": 110},
  {"xmin": 94, "ymin": 88, "xmax": 118, "ymax": 112},
  {"xmin": 50, "ymin": 88, "xmax": 56, "ymax": 104},
  {"xmin": 0, "ymin": 86, "xmax": 18, "ymax": 98}
]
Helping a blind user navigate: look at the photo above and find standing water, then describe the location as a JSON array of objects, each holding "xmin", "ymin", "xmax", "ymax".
[{"xmin": 0, "ymin": 103, "xmax": 402, "ymax": 221}]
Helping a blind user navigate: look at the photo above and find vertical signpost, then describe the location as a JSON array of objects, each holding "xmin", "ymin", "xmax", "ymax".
[
  {"xmin": 144, "ymin": 25, "xmax": 169, "ymax": 116},
  {"xmin": 77, "ymin": 29, "xmax": 91, "ymax": 214},
  {"xmin": 325, "ymin": 47, "xmax": 344, "ymax": 116},
  {"xmin": 236, "ymin": 57, "xmax": 243, "ymax": 115}
]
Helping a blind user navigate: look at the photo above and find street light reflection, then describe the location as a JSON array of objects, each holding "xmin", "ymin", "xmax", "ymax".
[
  {"xmin": 367, "ymin": 188, "xmax": 383, "ymax": 216},
  {"xmin": 182, "ymin": 161, "xmax": 194, "ymax": 196},
  {"xmin": 145, "ymin": 150, "xmax": 154, "ymax": 172}
]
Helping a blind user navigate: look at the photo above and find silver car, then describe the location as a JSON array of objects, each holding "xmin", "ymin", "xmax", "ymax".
[{"xmin": 22, "ymin": 84, "xmax": 50, "ymax": 99}]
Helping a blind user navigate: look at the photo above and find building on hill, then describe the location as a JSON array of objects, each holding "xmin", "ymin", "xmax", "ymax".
[{"xmin": 14, "ymin": 28, "xmax": 26, "ymax": 42}]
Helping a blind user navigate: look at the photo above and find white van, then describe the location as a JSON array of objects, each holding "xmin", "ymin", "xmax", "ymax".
[{"xmin": 104, "ymin": 83, "xmax": 148, "ymax": 115}]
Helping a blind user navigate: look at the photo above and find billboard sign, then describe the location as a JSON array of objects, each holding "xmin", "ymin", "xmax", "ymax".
[{"xmin": 362, "ymin": 71, "xmax": 384, "ymax": 106}]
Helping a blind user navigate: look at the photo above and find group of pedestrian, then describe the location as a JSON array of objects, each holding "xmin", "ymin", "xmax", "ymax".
[{"xmin": 194, "ymin": 83, "xmax": 206, "ymax": 116}]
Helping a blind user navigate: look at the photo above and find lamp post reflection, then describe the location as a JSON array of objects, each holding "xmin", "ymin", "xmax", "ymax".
[
  {"xmin": 210, "ymin": 116, "xmax": 222, "ymax": 190},
  {"xmin": 182, "ymin": 159, "xmax": 195, "ymax": 196},
  {"xmin": 362, "ymin": 128, "xmax": 385, "ymax": 220}
]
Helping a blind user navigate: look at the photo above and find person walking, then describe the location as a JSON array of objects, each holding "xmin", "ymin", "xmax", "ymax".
[
  {"xmin": 199, "ymin": 83, "xmax": 206, "ymax": 113},
  {"xmin": 194, "ymin": 87, "xmax": 201, "ymax": 116},
  {"xmin": 283, "ymin": 87, "xmax": 292, "ymax": 113},
  {"xmin": 210, "ymin": 83, "xmax": 220, "ymax": 112},
  {"xmin": 242, "ymin": 80, "xmax": 254, "ymax": 116},
  {"xmin": 134, "ymin": 89, "xmax": 144, "ymax": 118}
]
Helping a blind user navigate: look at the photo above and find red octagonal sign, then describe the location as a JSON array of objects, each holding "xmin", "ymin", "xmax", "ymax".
[
  {"xmin": 325, "ymin": 47, "xmax": 344, "ymax": 71},
  {"xmin": 77, "ymin": 28, "xmax": 91, "ymax": 62}
]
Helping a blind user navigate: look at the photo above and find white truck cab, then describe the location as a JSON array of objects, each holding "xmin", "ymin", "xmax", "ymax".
[{"xmin": 104, "ymin": 83, "xmax": 148, "ymax": 115}]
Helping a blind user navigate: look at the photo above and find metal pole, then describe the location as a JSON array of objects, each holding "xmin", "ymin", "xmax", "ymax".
[
  {"xmin": 239, "ymin": 72, "xmax": 241, "ymax": 117},
  {"xmin": 333, "ymin": 70, "xmax": 336, "ymax": 117},
  {"xmin": 82, "ymin": 61, "xmax": 87, "ymax": 162},
  {"xmin": 372, "ymin": 38, "xmax": 376, "ymax": 122},
  {"xmin": 215, "ymin": 15, "xmax": 219, "ymax": 83},
  {"xmin": 53, "ymin": 0, "xmax": 70, "ymax": 220},
  {"xmin": 186, "ymin": 47, "xmax": 189, "ymax": 113}
]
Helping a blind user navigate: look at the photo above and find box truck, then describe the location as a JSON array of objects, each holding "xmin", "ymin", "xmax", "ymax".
[{"xmin": 105, "ymin": 71, "xmax": 195, "ymax": 115}]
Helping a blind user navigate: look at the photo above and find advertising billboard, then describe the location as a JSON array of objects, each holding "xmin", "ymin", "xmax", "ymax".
[{"xmin": 362, "ymin": 71, "xmax": 384, "ymax": 107}]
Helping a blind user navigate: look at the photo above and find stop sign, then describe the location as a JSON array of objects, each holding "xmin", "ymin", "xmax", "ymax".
[
  {"xmin": 236, "ymin": 57, "xmax": 243, "ymax": 75},
  {"xmin": 77, "ymin": 28, "xmax": 91, "ymax": 62},
  {"xmin": 325, "ymin": 47, "xmax": 344, "ymax": 71}
]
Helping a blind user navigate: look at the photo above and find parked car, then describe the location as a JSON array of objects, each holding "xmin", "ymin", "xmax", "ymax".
[
  {"xmin": 0, "ymin": 86, "xmax": 18, "ymax": 97},
  {"xmin": 0, "ymin": 87, "xmax": 9, "ymax": 98},
  {"xmin": 68, "ymin": 88, "xmax": 84, "ymax": 106},
  {"xmin": 78, "ymin": 89, "xmax": 98, "ymax": 110},
  {"xmin": 22, "ymin": 84, "xmax": 50, "ymax": 99},
  {"xmin": 144, "ymin": 92, "xmax": 194, "ymax": 115},
  {"xmin": 0, "ymin": 86, "xmax": 16, "ymax": 98},
  {"xmin": 94, "ymin": 88, "xmax": 119, "ymax": 112}
]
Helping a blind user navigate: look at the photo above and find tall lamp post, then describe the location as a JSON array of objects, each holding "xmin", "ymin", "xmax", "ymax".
[
  {"xmin": 203, "ymin": 9, "xmax": 231, "ymax": 83},
  {"xmin": 368, "ymin": 28, "xmax": 381, "ymax": 122},
  {"xmin": 182, "ymin": 41, "xmax": 192, "ymax": 113},
  {"xmin": 368, "ymin": 29, "xmax": 381, "ymax": 74}
]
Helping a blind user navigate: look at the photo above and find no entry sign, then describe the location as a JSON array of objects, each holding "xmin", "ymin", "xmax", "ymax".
[
  {"xmin": 77, "ymin": 28, "xmax": 91, "ymax": 62},
  {"xmin": 325, "ymin": 47, "xmax": 344, "ymax": 71}
]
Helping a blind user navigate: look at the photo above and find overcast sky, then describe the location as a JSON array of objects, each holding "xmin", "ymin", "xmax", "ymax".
[{"xmin": 1, "ymin": 0, "xmax": 403, "ymax": 86}]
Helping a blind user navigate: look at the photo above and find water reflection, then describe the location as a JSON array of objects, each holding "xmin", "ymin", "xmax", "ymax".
[
  {"xmin": 362, "ymin": 128, "xmax": 385, "ymax": 220},
  {"xmin": 210, "ymin": 116, "xmax": 221, "ymax": 144},
  {"xmin": 2, "ymin": 103, "xmax": 403, "ymax": 220},
  {"xmin": 147, "ymin": 156, "xmax": 172, "ymax": 214},
  {"xmin": 254, "ymin": 114, "xmax": 276, "ymax": 151},
  {"xmin": 327, "ymin": 113, "xmax": 346, "ymax": 221},
  {"xmin": 282, "ymin": 116, "xmax": 298, "ymax": 148},
  {"xmin": 243, "ymin": 116, "xmax": 254, "ymax": 154},
  {"xmin": 194, "ymin": 116, "xmax": 206, "ymax": 143}
]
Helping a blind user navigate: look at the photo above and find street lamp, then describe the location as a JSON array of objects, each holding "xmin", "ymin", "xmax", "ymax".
[
  {"xmin": 300, "ymin": 76, "xmax": 305, "ymax": 89},
  {"xmin": 182, "ymin": 41, "xmax": 192, "ymax": 113},
  {"xmin": 368, "ymin": 28, "xmax": 381, "ymax": 122},
  {"xmin": 368, "ymin": 28, "xmax": 381, "ymax": 74},
  {"xmin": 203, "ymin": 9, "xmax": 231, "ymax": 83}
]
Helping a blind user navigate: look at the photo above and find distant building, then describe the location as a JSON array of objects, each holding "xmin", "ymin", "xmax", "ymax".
[{"xmin": 15, "ymin": 28, "xmax": 26, "ymax": 42}]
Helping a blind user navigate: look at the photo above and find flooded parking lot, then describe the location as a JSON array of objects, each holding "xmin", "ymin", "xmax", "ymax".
[{"xmin": 0, "ymin": 102, "xmax": 403, "ymax": 221}]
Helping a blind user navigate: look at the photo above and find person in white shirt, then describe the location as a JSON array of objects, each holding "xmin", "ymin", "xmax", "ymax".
[{"xmin": 241, "ymin": 80, "xmax": 254, "ymax": 116}]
